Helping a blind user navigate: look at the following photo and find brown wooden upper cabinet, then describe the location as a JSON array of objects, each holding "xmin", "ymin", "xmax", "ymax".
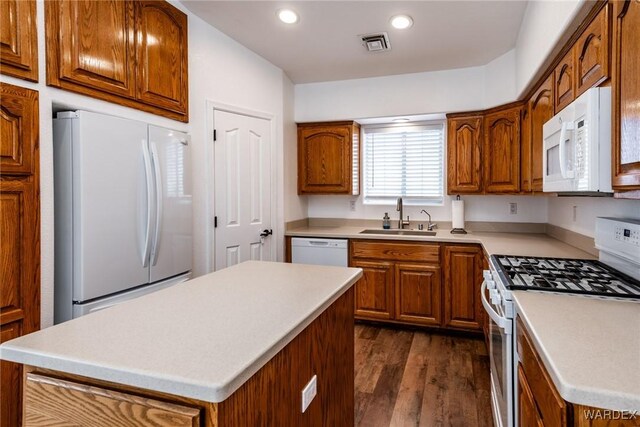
[
  {"xmin": 554, "ymin": 51, "xmax": 575, "ymax": 113},
  {"xmin": 45, "ymin": 0, "xmax": 188, "ymax": 122},
  {"xmin": 0, "ymin": 0, "xmax": 38, "ymax": 82},
  {"xmin": 520, "ymin": 104, "xmax": 532, "ymax": 192},
  {"xmin": 484, "ymin": 104, "xmax": 522, "ymax": 193},
  {"xmin": 297, "ymin": 121, "xmax": 360, "ymax": 195},
  {"xmin": 574, "ymin": 5, "xmax": 610, "ymax": 97},
  {"xmin": 447, "ymin": 115, "xmax": 483, "ymax": 194},
  {"xmin": 611, "ymin": 0, "xmax": 640, "ymax": 192},
  {"xmin": 528, "ymin": 74, "xmax": 555, "ymax": 192}
]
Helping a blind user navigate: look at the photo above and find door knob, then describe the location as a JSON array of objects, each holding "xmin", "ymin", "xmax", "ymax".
[{"xmin": 259, "ymin": 229, "xmax": 273, "ymax": 238}]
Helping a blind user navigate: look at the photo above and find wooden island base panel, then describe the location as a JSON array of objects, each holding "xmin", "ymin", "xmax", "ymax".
[{"xmin": 21, "ymin": 288, "xmax": 355, "ymax": 427}]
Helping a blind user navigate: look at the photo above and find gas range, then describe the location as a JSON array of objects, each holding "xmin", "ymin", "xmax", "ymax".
[
  {"xmin": 483, "ymin": 218, "xmax": 640, "ymax": 427},
  {"xmin": 491, "ymin": 255, "xmax": 640, "ymax": 300}
]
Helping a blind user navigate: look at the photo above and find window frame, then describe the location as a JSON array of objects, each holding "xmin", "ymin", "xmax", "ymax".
[{"xmin": 361, "ymin": 120, "xmax": 446, "ymax": 206}]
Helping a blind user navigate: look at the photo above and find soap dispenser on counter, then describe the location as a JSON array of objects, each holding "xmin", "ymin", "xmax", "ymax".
[{"xmin": 382, "ymin": 213, "xmax": 391, "ymax": 229}]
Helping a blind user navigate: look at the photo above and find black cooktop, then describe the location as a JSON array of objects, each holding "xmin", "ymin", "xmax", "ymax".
[{"xmin": 491, "ymin": 254, "xmax": 640, "ymax": 299}]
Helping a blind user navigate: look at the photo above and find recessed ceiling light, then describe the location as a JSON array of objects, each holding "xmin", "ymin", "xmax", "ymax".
[
  {"xmin": 278, "ymin": 9, "xmax": 299, "ymax": 24},
  {"xmin": 390, "ymin": 15, "xmax": 413, "ymax": 30},
  {"xmin": 393, "ymin": 118, "xmax": 410, "ymax": 123}
]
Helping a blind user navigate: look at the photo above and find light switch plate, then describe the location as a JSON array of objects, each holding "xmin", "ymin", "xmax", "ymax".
[{"xmin": 301, "ymin": 375, "xmax": 317, "ymax": 413}]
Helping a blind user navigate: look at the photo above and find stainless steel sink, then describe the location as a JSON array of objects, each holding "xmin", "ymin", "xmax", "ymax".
[{"xmin": 359, "ymin": 229, "xmax": 437, "ymax": 236}]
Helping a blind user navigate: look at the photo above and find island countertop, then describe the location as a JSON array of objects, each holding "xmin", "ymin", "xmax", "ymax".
[{"xmin": 0, "ymin": 261, "xmax": 363, "ymax": 403}]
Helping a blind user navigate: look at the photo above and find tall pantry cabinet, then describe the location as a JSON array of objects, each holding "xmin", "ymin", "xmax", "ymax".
[{"xmin": 0, "ymin": 83, "xmax": 41, "ymax": 427}]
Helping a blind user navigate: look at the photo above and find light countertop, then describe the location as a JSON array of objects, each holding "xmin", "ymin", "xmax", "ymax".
[
  {"xmin": 286, "ymin": 226, "xmax": 595, "ymax": 259},
  {"xmin": 513, "ymin": 291, "xmax": 640, "ymax": 411},
  {"xmin": 0, "ymin": 261, "xmax": 363, "ymax": 403}
]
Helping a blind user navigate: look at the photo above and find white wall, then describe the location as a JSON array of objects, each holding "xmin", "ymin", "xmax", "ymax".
[
  {"xmin": 1, "ymin": 0, "xmax": 291, "ymax": 328},
  {"xmin": 295, "ymin": 48, "xmax": 518, "ymax": 123},
  {"xmin": 308, "ymin": 195, "xmax": 548, "ymax": 224},
  {"xmin": 547, "ymin": 197, "xmax": 640, "ymax": 237},
  {"xmin": 515, "ymin": 0, "xmax": 583, "ymax": 95},
  {"xmin": 283, "ymin": 75, "xmax": 308, "ymax": 222}
]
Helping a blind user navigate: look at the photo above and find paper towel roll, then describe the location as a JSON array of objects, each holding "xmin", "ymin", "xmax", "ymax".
[{"xmin": 452, "ymin": 199, "xmax": 465, "ymax": 230}]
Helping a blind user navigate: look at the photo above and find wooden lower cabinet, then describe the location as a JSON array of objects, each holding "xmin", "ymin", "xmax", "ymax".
[
  {"xmin": 395, "ymin": 263, "xmax": 441, "ymax": 326},
  {"xmin": 352, "ymin": 260, "xmax": 394, "ymax": 320},
  {"xmin": 443, "ymin": 245, "xmax": 484, "ymax": 331},
  {"xmin": 348, "ymin": 240, "xmax": 483, "ymax": 332},
  {"xmin": 519, "ymin": 365, "xmax": 545, "ymax": 427}
]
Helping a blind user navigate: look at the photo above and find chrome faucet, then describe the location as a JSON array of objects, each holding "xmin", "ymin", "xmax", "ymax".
[
  {"xmin": 420, "ymin": 209, "xmax": 437, "ymax": 231},
  {"xmin": 396, "ymin": 197, "xmax": 410, "ymax": 229}
]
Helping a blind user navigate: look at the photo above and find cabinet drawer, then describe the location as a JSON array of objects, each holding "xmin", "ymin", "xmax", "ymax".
[
  {"xmin": 25, "ymin": 373, "xmax": 200, "ymax": 426},
  {"xmin": 351, "ymin": 241, "xmax": 439, "ymax": 263},
  {"xmin": 517, "ymin": 317, "xmax": 568, "ymax": 427}
]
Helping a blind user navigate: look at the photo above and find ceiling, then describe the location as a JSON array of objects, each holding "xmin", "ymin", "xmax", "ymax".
[{"xmin": 183, "ymin": 1, "xmax": 529, "ymax": 84}]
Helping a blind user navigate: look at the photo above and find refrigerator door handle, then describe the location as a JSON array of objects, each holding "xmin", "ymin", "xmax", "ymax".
[
  {"xmin": 150, "ymin": 141, "xmax": 163, "ymax": 266},
  {"xmin": 141, "ymin": 140, "xmax": 154, "ymax": 267}
]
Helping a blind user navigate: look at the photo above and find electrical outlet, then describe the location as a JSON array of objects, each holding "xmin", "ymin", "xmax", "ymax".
[
  {"xmin": 509, "ymin": 202, "xmax": 518, "ymax": 215},
  {"xmin": 301, "ymin": 375, "xmax": 317, "ymax": 413},
  {"xmin": 573, "ymin": 206, "xmax": 577, "ymax": 222},
  {"xmin": 349, "ymin": 200, "xmax": 356, "ymax": 212}
]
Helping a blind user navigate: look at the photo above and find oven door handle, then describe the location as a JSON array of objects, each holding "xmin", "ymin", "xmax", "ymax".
[{"xmin": 481, "ymin": 281, "xmax": 510, "ymax": 331}]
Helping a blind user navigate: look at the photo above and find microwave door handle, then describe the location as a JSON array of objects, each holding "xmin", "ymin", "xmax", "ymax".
[
  {"xmin": 558, "ymin": 121, "xmax": 575, "ymax": 179},
  {"xmin": 481, "ymin": 281, "xmax": 510, "ymax": 330}
]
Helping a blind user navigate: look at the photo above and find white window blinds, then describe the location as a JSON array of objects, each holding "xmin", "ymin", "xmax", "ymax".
[{"xmin": 363, "ymin": 123, "xmax": 445, "ymax": 205}]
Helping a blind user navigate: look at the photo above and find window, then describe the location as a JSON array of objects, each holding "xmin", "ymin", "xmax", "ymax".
[{"xmin": 363, "ymin": 123, "xmax": 445, "ymax": 205}]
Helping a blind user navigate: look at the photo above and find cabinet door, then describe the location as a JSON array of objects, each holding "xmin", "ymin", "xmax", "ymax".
[
  {"xmin": 575, "ymin": 5, "xmax": 610, "ymax": 97},
  {"xmin": 611, "ymin": 0, "xmax": 640, "ymax": 192},
  {"xmin": 447, "ymin": 116, "xmax": 483, "ymax": 194},
  {"xmin": 395, "ymin": 263, "xmax": 441, "ymax": 326},
  {"xmin": 134, "ymin": 1, "xmax": 188, "ymax": 115},
  {"xmin": 352, "ymin": 260, "xmax": 394, "ymax": 320},
  {"xmin": 47, "ymin": 0, "xmax": 136, "ymax": 98},
  {"xmin": 0, "ymin": 83, "xmax": 40, "ymax": 427},
  {"xmin": 0, "ymin": 0, "xmax": 38, "ymax": 81},
  {"xmin": 484, "ymin": 106, "xmax": 521, "ymax": 193},
  {"xmin": 518, "ymin": 366, "xmax": 544, "ymax": 427},
  {"xmin": 443, "ymin": 245, "xmax": 483, "ymax": 330},
  {"xmin": 1, "ymin": 322, "xmax": 22, "ymax": 427},
  {"xmin": 554, "ymin": 51, "xmax": 575, "ymax": 112},
  {"xmin": 529, "ymin": 75, "xmax": 555, "ymax": 192},
  {"xmin": 298, "ymin": 125, "xmax": 353, "ymax": 194},
  {"xmin": 520, "ymin": 105, "xmax": 532, "ymax": 192}
]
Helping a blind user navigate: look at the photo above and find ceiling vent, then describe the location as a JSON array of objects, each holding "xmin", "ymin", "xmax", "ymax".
[{"xmin": 360, "ymin": 32, "xmax": 391, "ymax": 52}]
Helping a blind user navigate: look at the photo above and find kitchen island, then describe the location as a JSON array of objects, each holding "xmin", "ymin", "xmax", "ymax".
[{"xmin": 0, "ymin": 261, "xmax": 363, "ymax": 426}]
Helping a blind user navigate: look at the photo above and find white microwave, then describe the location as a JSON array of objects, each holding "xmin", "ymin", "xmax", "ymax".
[{"xmin": 542, "ymin": 87, "xmax": 612, "ymax": 193}]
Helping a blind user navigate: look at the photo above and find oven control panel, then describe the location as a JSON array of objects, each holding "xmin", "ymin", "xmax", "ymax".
[
  {"xmin": 615, "ymin": 226, "xmax": 640, "ymax": 247},
  {"xmin": 596, "ymin": 217, "xmax": 640, "ymax": 264}
]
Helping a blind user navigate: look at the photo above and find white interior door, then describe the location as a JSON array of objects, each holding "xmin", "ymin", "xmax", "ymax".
[{"xmin": 214, "ymin": 110, "xmax": 272, "ymax": 270}]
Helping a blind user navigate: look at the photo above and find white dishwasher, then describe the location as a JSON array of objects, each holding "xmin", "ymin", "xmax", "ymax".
[{"xmin": 291, "ymin": 238, "xmax": 349, "ymax": 267}]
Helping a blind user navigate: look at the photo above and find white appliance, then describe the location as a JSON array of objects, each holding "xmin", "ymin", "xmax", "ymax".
[
  {"xmin": 291, "ymin": 238, "xmax": 348, "ymax": 267},
  {"xmin": 482, "ymin": 217, "xmax": 640, "ymax": 427},
  {"xmin": 53, "ymin": 111, "xmax": 193, "ymax": 323},
  {"xmin": 542, "ymin": 87, "xmax": 612, "ymax": 193}
]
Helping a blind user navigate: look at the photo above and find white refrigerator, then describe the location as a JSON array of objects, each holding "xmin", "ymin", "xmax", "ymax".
[{"xmin": 53, "ymin": 111, "xmax": 193, "ymax": 323}]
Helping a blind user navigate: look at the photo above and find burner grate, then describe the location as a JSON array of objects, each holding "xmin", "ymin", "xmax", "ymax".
[{"xmin": 492, "ymin": 255, "xmax": 640, "ymax": 299}]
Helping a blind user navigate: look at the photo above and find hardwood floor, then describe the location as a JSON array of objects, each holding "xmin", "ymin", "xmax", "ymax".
[{"xmin": 354, "ymin": 324, "xmax": 493, "ymax": 427}]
